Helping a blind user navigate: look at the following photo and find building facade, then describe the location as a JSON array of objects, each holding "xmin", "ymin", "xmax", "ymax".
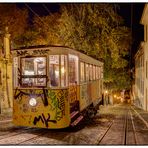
[
  {"xmin": 134, "ymin": 43, "xmax": 145, "ymax": 109},
  {"xmin": 133, "ymin": 4, "xmax": 148, "ymax": 111}
]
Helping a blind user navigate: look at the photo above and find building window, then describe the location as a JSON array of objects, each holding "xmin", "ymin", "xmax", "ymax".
[{"xmin": 21, "ymin": 57, "xmax": 47, "ymax": 87}]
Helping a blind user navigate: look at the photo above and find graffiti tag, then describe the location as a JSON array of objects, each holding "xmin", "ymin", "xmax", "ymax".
[
  {"xmin": 33, "ymin": 113, "xmax": 57, "ymax": 128},
  {"xmin": 69, "ymin": 85, "xmax": 77, "ymax": 103}
]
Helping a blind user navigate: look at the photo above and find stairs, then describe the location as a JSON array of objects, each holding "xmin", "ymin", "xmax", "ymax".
[
  {"xmin": 70, "ymin": 110, "xmax": 84, "ymax": 127},
  {"xmin": 70, "ymin": 110, "xmax": 79, "ymax": 119}
]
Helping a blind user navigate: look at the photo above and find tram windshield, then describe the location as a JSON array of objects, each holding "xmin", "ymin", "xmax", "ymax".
[{"xmin": 21, "ymin": 57, "xmax": 46, "ymax": 87}]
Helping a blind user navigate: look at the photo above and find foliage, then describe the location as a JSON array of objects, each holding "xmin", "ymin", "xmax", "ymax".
[
  {"xmin": 57, "ymin": 4, "xmax": 132, "ymax": 91},
  {"xmin": 15, "ymin": 4, "xmax": 132, "ymax": 91},
  {"xmin": 0, "ymin": 4, "xmax": 28, "ymax": 48}
]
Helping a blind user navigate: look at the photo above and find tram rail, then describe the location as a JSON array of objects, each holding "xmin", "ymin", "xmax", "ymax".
[
  {"xmin": 131, "ymin": 106, "xmax": 148, "ymax": 128},
  {"xmin": 0, "ymin": 104, "xmax": 147, "ymax": 145},
  {"xmin": 96, "ymin": 121, "xmax": 114, "ymax": 144},
  {"xmin": 129, "ymin": 110, "xmax": 138, "ymax": 144},
  {"xmin": 97, "ymin": 106, "xmax": 144, "ymax": 145},
  {"xmin": 123, "ymin": 109, "xmax": 138, "ymax": 145}
]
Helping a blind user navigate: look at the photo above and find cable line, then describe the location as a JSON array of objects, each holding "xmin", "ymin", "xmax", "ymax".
[
  {"xmin": 42, "ymin": 4, "xmax": 52, "ymax": 15},
  {"xmin": 25, "ymin": 4, "xmax": 46, "ymax": 25}
]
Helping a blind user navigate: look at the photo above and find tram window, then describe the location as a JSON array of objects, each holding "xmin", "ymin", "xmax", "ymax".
[
  {"xmin": 69, "ymin": 54, "xmax": 79, "ymax": 85},
  {"xmin": 80, "ymin": 62, "xmax": 85, "ymax": 83},
  {"xmin": 98, "ymin": 66, "xmax": 100, "ymax": 79},
  {"xmin": 101, "ymin": 67, "xmax": 103, "ymax": 79},
  {"xmin": 0, "ymin": 69, "xmax": 2, "ymax": 85},
  {"xmin": 49, "ymin": 55, "xmax": 60, "ymax": 87},
  {"xmin": 21, "ymin": 57, "xmax": 46, "ymax": 87},
  {"xmin": 13, "ymin": 57, "xmax": 19, "ymax": 87},
  {"xmin": 96, "ymin": 66, "xmax": 99, "ymax": 79},
  {"xmin": 61, "ymin": 55, "xmax": 67, "ymax": 87},
  {"xmin": 93, "ymin": 65, "xmax": 96, "ymax": 80},
  {"xmin": 89, "ymin": 64, "xmax": 93, "ymax": 81},
  {"xmin": 85, "ymin": 63, "xmax": 89, "ymax": 81},
  {"xmin": 98, "ymin": 66, "xmax": 101, "ymax": 79}
]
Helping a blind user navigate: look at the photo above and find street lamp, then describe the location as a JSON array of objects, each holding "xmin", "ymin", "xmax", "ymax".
[{"xmin": 105, "ymin": 90, "xmax": 108, "ymax": 94}]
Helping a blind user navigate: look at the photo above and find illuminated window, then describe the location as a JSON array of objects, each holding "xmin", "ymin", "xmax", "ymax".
[
  {"xmin": 21, "ymin": 57, "xmax": 46, "ymax": 87},
  {"xmin": 61, "ymin": 55, "xmax": 67, "ymax": 87},
  {"xmin": 49, "ymin": 55, "xmax": 60, "ymax": 87},
  {"xmin": 146, "ymin": 61, "xmax": 148, "ymax": 78},
  {"xmin": 13, "ymin": 57, "xmax": 19, "ymax": 87},
  {"xmin": 101, "ymin": 67, "xmax": 103, "ymax": 79},
  {"xmin": 98, "ymin": 67, "xmax": 100, "ymax": 79},
  {"xmin": 80, "ymin": 62, "xmax": 85, "ymax": 83},
  {"xmin": 96, "ymin": 66, "xmax": 99, "ymax": 79},
  {"xmin": 69, "ymin": 54, "xmax": 79, "ymax": 85},
  {"xmin": 89, "ymin": 64, "xmax": 93, "ymax": 81},
  {"xmin": 0, "ymin": 69, "xmax": 2, "ymax": 85},
  {"xmin": 93, "ymin": 65, "xmax": 96, "ymax": 80},
  {"xmin": 85, "ymin": 63, "xmax": 89, "ymax": 81}
]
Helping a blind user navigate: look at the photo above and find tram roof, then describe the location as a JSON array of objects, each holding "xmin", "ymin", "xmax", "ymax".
[{"xmin": 13, "ymin": 45, "xmax": 103, "ymax": 66}]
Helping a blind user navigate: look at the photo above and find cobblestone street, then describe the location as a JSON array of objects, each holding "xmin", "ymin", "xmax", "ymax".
[{"xmin": 0, "ymin": 103, "xmax": 147, "ymax": 145}]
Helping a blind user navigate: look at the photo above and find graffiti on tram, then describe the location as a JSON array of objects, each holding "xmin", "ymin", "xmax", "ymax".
[{"xmin": 13, "ymin": 89, "xmax": 69, "ymax": 127}]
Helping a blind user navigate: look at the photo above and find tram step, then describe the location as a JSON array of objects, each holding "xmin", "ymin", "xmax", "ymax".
[
  {"xmin": 71, "ymin": 115, "xmax": 84, "ymax": 127},
  {"xmin": 70, "ymin": 110, "xmax": 79, "ymax": 119}
]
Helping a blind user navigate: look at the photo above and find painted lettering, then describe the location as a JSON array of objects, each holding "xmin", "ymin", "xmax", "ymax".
[{"xmin": 33, "ymin": 113, "xmax": 57, "ymax": 128}]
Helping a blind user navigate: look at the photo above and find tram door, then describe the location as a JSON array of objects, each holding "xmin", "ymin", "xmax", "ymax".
[{"xmin": 68, "ymin": 54, "xmax": 79, "ymax": 112}]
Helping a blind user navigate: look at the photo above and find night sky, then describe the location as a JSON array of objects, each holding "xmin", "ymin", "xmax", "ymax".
[
  {"xmin": 118, "ymin": 3, "xmax": 144, "ymax": 53},
  {"xmin": 118, "ymin": 3, "xmax": 145, "ymax": 65}
]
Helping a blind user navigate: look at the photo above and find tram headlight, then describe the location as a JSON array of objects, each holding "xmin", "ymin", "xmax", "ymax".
[{"xmin": 29, "ymin": 97, "xmax": 37, "ymax": 107}]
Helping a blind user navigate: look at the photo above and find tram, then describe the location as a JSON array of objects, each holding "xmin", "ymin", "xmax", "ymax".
[{"xmin": 12, "ymin": 45, "xmax": 103, "ymax": 129}]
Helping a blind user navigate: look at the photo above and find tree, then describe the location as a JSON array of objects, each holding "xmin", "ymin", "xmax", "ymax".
[
  {"xmin": 0, "ymin": 4, "xmax": 28, "ymax": 48},
  {"xmin": 57, "ymin": 4, "xmax": 132, "ymax": 91},
  {"xmin": 16, "ymin": 4, "xmax": 132, "ymax": 91},
  {"xmin": 16, "ymin": 12, "xmax": 62, "ymax": 47}
]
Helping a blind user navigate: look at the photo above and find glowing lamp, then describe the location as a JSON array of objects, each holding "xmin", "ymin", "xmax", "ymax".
[
  {"xmin": 29, "ymin": 97, "xmax": 37, "ymax": 106},
  {"xmin": 114, "ymin": 95, "xmax": 117, "ymax": 98},
  {"xmin": 61, "ymin": 67, "xmax": 65, "ymax": 73},
  {"xmin": 105, "ymin": 90, "xmax": 108, "ymax": 94}
]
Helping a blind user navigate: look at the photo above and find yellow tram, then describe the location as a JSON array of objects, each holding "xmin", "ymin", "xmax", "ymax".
[{"xmin": 12, "ymin": 46, "xmax": 103, "ymax": 129}]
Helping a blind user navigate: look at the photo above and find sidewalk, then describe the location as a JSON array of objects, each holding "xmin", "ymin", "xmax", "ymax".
[
  {"xmin": 0, "ymin": 112, "xmax": 14, "ymax": 131},
  {"xmin": 0, "ymin": 112, "xmax": 12, "ymax": 121}
]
